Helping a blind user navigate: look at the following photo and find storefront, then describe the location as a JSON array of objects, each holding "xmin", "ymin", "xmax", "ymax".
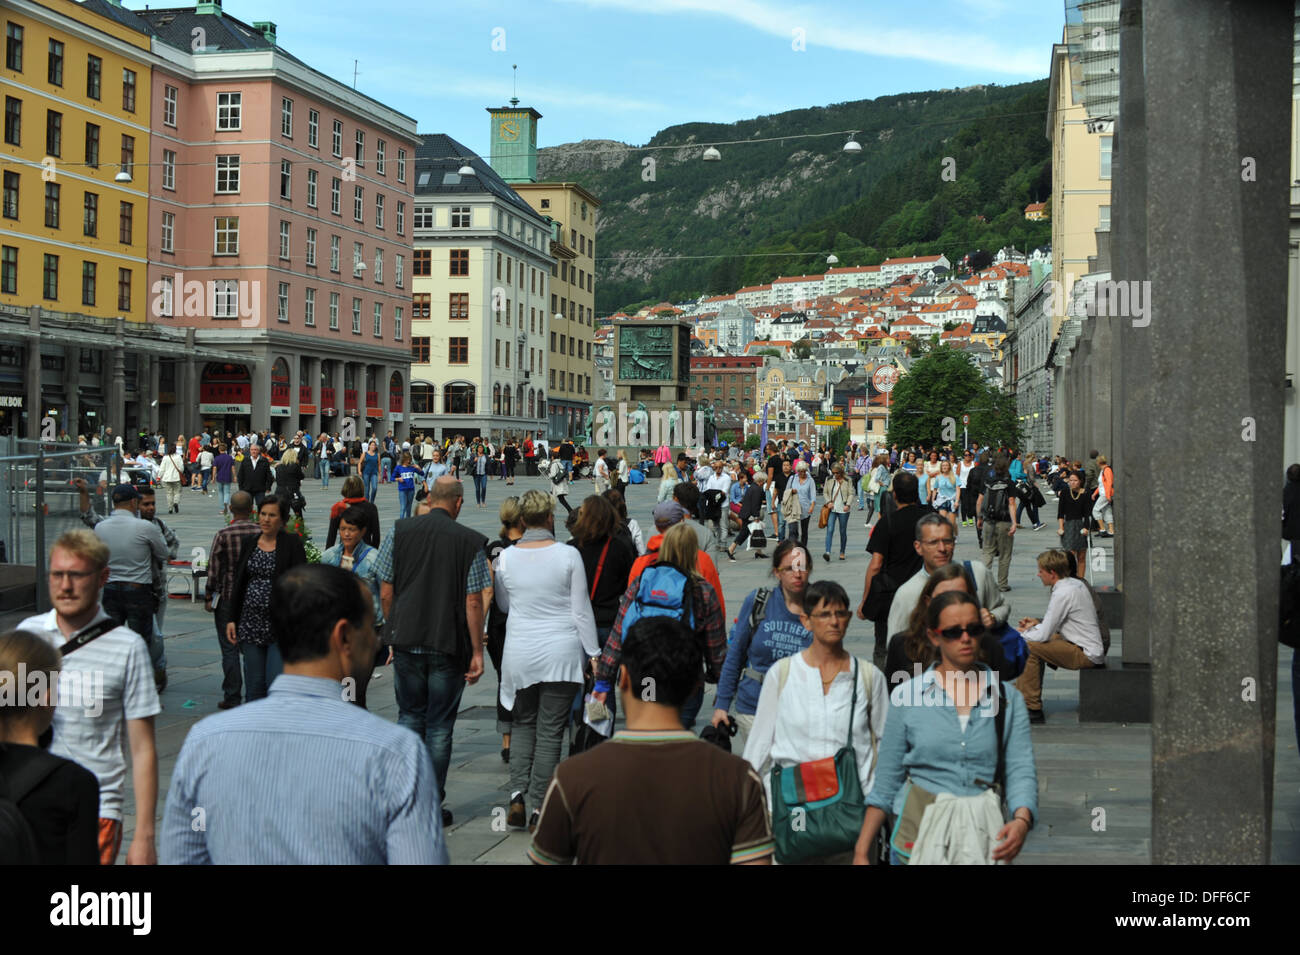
[{"xmin": 199, "ymin": 362, "xmax": 253, "ymax": 437}]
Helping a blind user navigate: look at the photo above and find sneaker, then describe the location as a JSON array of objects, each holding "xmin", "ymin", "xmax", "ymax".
[
  {"xmin": 507, "ymin": 793, "xmax": 526, "ymax": 830},
  {"xmin": 442, "ymin": 808, "xmax": 454, "ymax": 828},
  {"xmin": 528, "ymin": 809, "xmax": 541, "ymax": 833},
  {"xmin": 217, "ymin": 699, "xmax": 239, "ymax": 710},
  {"xmin": 998, "ymin": 584, "xmax": 1011, "ymax": 592},
  {"xmin": 1033, "ymin": 523, "xmax": 1045, "ymax": 531},
  {"xmin": 727, "ymin": 551, "xmax": 736, "ymax": 562},
  {"xmin": 1027, "ymin": 708, "xmax": 1046, "ymax": 724},
  {"xmin": 823, "ymin": 553, "xmax": 830, "ymax": 562}
]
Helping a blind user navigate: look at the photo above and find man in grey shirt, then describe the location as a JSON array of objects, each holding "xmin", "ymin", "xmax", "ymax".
[{"xmin": 90, "ymin": 484, "xmax": 170, "ymax": 691}]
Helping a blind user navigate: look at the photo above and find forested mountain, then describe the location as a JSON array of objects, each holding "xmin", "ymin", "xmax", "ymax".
[{"xmin": 537, "ymin": 80, "xmax": 1053, "ymax": 313}]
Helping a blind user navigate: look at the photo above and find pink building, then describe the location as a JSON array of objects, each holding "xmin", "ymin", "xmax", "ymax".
[{"xmin": 139, "ymin": 1, "xmax": 418, "ymax": 439}]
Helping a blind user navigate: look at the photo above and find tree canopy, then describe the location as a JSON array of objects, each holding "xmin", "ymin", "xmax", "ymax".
[{"xmin": 886, "ymin": 346, "xmax": 1020, "ymax": 449}]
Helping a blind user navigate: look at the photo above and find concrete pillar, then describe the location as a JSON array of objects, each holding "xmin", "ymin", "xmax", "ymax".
[
  {"xmin": 62, "ymin": 348, "xmax": 79, "ymax": 441},
  {"xmin": 148, "ymin": 357, "xmax": 161, "ymax": 435},
  {"xmin": 25, "ymin": 308, "xmax": 41, "ymax": 440},
  {"xmin": 250, "ymin": 347, "xmax": 271, "ymax": 428},
  {"xmin": 1144, "ymin": 0, "xmax": 1289, "ymax": 864},
  {"xmin": 183, "ymin": 330, "xmax": 198, "ymax": 434},
  {"xmin": 107, "ymin": 342, "xmax": 125, "ymax": 438}
]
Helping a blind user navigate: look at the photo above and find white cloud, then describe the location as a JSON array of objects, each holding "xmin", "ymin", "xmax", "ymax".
[{"xmin": 555, "ymin": 0, "xmax": 1045, "ymax": 75}]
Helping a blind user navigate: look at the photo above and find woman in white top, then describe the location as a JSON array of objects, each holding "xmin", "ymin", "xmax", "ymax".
[
  {"xmin": 592, "ymin": 449, "xmax": 612, "ymax": 494},
  {"xmin": 744, "ymin": 579, "xmax": 890, "ymax": 864},
  {"xmin": 494, "ymin": 490, "xmax": 600, "ymax": 831},
  {"xmin": 614, "ymin": 450, "xmax": 631, "ymax": 498}
]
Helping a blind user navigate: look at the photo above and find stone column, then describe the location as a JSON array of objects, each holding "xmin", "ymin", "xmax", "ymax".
[
  {"xmin": 148, "ymin": 356, "xmax": 161, "ymax": 435},
  {"xmin": 250, "ymin": 348, "xmax": 271, "ymax": 428},
  {"xmin": 25, "ymin": 307, "xmax": 42, "ymax": 439},
  {"xmin": 183, "ymin": 330, "xmax": 198, "ymax": 434},
  {"xmin": 1144, "ymin": 0, "xmax": 1289, "ymax": 864}
]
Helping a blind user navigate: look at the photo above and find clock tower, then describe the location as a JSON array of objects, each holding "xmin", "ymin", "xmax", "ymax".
[{"xmin": 487, "ymin": 99, "xmax": 542, "ymax": 183}]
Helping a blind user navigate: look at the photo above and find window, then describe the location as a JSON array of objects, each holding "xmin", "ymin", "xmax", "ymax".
[
  {"xmin": 0, "ymin": 246, "xmax": 15, "ymax": 293},
  {"xmin": 117, "ymin": 268, "xmax": 130, "ymax": 310},
  {"xmin": 3, "ymin": 97, "xmax": 18, "ymax": 146},
  {"xmin": 550, "ymin": 331, "xmax": 556, "ymax": 351},
  {"xmin": 353, "ymin": 185, "xmax": 363, "ymax": 221},
  {"xmin": 373, "ymin": 302, "xmax": 382, "ymax": 337},
  {"xmin": 117, "ymin": 201, "xmax": 132, "ymax": 244},
  {"xmin": 396, "ymin": 201, "xmax": 405, "ymax": 235},
  {"xmin": 393, "ymin": 306, "xmax": 403, "ymax": 341},
  {"xmin": 330, "ymin": 235, "xmax": 339, "ymax": 272},
  {"xmin": 449, "ymin": 338, "xmax": 468, "ymax": 364},
  {"xmin": 215, "ymin": 154, "xmax": 240, "ymax": 193},
  {"xmin": 122, "ymin": 69, "xmax": 136, "ymax": 112},
  {"xmin": 307, "ymin": 108, "xmax": 319, "ymax": 147},
  {"xmin": 507, "ymin": 258, "xmax": 512, "ymax": 284},
  {"xmin": 413, "ymin": 249, "xmax": 431, "ymax": 276},
  {"xmin": 47, "ymin": 39, "xmax": 63, "ymax": 86},
  {"xmin": 305, "ymin": 228, "xmax": 316, "ymax": 266},
  {"xmin": 494, "ymin": 340, "xmax": 499, "ymax": 368},
  {"xmin": 281, "ymin": 97, "xmax": 293, "ymax": 137},
  {"xmin": 82, "ymin": 192, "xmax": 97, "ymax": 235},
  {"xmin": 304, "ymin": 287, "xmax": 316, "ymax": 326},
  {"xmin": 213, "ymin": 279, "xmax": 239, "ymax": 319},
  {"xmin": 84, "ymin": 122, "xmax": 98, "ymax": 166},
  {"xmin": 1098, "ymin": 205, "xmax": 1111, "ymax": 230},
  {"xmin": 373, "ymin": 248, "xmax": 383, "ymax": 282},
  {"xmin": 217, "ymin": 92, "xmax": 241, "ymax": 130},
  {"xmin": 414, "ymin": 206, "xmax": 433, "ymax": 229},
  {"xmin": 352, "ymin": 298, "xmax": 361, "ymax": 334},
  {"xmin": 449, "ymin": 293, "xmax": 468, "ymax": 320},
  {"xmin": 354, "ymin": 129, "xmax": 364, "ymax": 163},
  {"xmin": 277, "ymin": 282, "xmax": 289, "ymax": 322},
  {"xmin": 280, "ymin": 159, "xmax": 291, "ymax": 199},
  {"xmin": 214, "ymin": 216, "xmax": 239, "ymax": 255},
  {"xmin": 412, "ymin": 337, "xmax": 430, "ymax": 362},
  {"xmin": 6, "ymin": 22, "xmax": 22, "ymax": 71},
  {"xmin": 279, "ymin": 221, "xmax": 290, "ymax": 259},
  {"xmin": 160, "ymin": 211, "xmax": 174, "ymax": 252},
  {"xmin": 46, "ymin": 110, "xmax": 61, "ymax": 156},
  {"xmin": 376, "ymin": 138, "xmax": 385, "ymax": 174},
  {"xmin": 306, "ymin": 169, "xmax": 317, "ymax": 207},
  {"xmin": 163, "ymin": 85, "xmax": 176, "ymax": 126},
  {"xmin": 451, "ymin": 205, "xmax": 470, "ymax": 228},
  {"xmin": 331, "ymin": 119, "xmax": 342, "ymax": 157},
  {"xmin": 412, "ymin": 293, "xmax": 430, "ymax": 318},
  {"xmin": 330, "ymin": 177, "xmax": 340, "ymax": 214},
  {"xmin": 80, "ymin": 261, "xmax": 95, "ymax": 305},
  {"xmin": 42, "ymin": 254, "xmax": 58, "ymax": 299},
  {"xmin": 86, "ymin": 54, "xmax": 100, "ymax": 99},
  {"xmin": 444, "ymin": 383, "xmax": 474, "ymax": 413},
  {"xmin": 496, "ymin": 252, "xmax": 502, "ymax": 280},
  {"xmin": 374, "ymin": 193, "xmax": 384, "ymax": 229},
  {"xmin": 162, "ymin": 149, "xmax": 176, "ymax": 190},
  {"xmin": 394, "ymin": 253, "xmax": 403, "ymax": 288},
  {"xmin": 397, "ymin": 148, "xmax": 406, "ymax": 182},
  {"xmin": 44, "ymin": 182, "xmax": 59, "ymax": 228},
  {"xmin": 445, "ymin": 249, "xmax": 468, "ymax": 276},
  {"xmin": 120, "ymin": 134, "xmax": 134, "ymax": 178},
  {"xmin": 353, "ymin": 242, "xmax": 364, "ymax": 277},
  {"xmin": 329, "ymin": 292, "xmax": 339, "ymax": 329},
  {"xmin": 1100, "ymin": 135, "xmax": 1112, "ymax": 180},
  {"xmin": 540, "ymin": 198, "xmax": 550, "ymax": 210}
]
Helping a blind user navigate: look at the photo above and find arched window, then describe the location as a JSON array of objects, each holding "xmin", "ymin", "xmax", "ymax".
[
  {"xmin": 444, "ymin": 383, "xmax": 474, "ymax": 414},
  {"xmin": 493, "ymin": 383, "xmax": 501, "ymax": 415},
  {"xmin": 528, "ymin": 388, "xmax": 535, "ymax": 418},
  {"xmin": 516, "ymin": 384, "xmax": 525, "ymax": 417},
  {"xmin": 410, "ymin": 383, "xmax": 434, "ymax": 414},
  {"xmin": 503, "ymin": 386, "xmax": 512, "ymax": 416}
]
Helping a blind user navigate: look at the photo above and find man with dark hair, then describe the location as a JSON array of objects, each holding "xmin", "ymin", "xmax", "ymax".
[
  {"xmin": 858, "ymin": 470, "xmax": 935, "ymax": 669},
  {"xmin": 236, "ymin": 443, "xmax": 274, "ymax": 508},
  {"xmin": 529, "ymin": 616, "xmax": 773, "ymax": 865},
  {"xmin": 976, "ymin": 452, "xmax": 1018, "ymax": 592},
  {"xmin": 377, "ymin": 476, "xmax": 489, "ymax": 828},
  {"xmin": 204, "ymin": 491, "xmax": 260, "ymax": 709},
  {"xmin": 160, "ymin": 564, "xmax": 447, "ymax": 864}
]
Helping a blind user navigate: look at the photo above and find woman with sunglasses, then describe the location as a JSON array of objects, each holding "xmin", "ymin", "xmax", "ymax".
[{"xmin": 854, "ymin": 591, "xmax": 1037, "ymax": 865}]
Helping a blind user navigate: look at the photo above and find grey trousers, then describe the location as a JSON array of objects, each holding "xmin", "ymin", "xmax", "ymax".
[
  {"xmin": 510, "ymin": 681, "xmax": 580, "ymax": 810},
  {"xmin": 982, "ymin": 521, "xmax": 1014, "ymax": 588}
]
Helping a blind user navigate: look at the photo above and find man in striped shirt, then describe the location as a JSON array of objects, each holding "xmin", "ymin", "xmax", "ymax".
[
  {"xmin": 161, "ymin": 564, "xmax": 447, "ymax": 864},
  {"xmin": 530, "ymin": 616, "xmax": 772, "ymax": 865}
]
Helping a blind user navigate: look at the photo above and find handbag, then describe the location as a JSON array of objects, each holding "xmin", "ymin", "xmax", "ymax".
[{"xmin": 770, "ymin": 658, "xmax": 872, "ymax": 864}]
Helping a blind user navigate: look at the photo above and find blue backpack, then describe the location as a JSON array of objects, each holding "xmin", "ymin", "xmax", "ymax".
[{"xmin": 620, "ymin": 564, "xmax": 696, "ymax": 637}]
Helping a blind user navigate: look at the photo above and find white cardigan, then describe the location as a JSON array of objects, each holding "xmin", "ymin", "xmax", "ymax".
[{"xmin": 494, "ymin": 542, "xmax": 599, "ymax": 710}]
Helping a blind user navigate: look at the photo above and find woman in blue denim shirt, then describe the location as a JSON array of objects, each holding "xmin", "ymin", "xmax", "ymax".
[
  {"xmin": 319, "ymin": 503, "xmax": 387, "ymax": 709},
  {"xmin": 854, "ymin": 591, "xmax": 1037, "ymax": 864}
]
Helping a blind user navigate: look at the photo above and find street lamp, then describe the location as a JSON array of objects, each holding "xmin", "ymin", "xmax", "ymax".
[{"xmin": 114, "ymin": 169, "xmax": 132, "ymax": 183}]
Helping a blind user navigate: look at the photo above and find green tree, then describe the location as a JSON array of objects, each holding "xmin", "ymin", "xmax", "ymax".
[
  {"xmin": 758, "ymin": 348, "xmax": 782, "ymax": 358},
  {"xmin": 828, "ymin": 426, "xmax": 850, "ymax": 456},
  {"xmin": 886, "ymin": 346, "xmax": 1020, "ymax": 449},
  {"xmin": 793, "ymin": 341, "xmax": 812, "ymax": 360},
  {"xmin": 744, "ymin": 433, "xmax": 761, "ymax": 450}
]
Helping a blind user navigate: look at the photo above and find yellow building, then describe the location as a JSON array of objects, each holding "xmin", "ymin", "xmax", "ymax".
[
  {"xmin": 1046, "ymin": 36, "xmax": 1112, "ymax": 337},
  {"xmin": 511, "ymin": 181, "xmax": 598, "ymax": 438},
  {"xmin": 1, "ymin": 0, "xmax": 152, "ymax": 319},
  {"xmin": 756, "ymin": 359, "xmax": 834, "ymax": 408}
]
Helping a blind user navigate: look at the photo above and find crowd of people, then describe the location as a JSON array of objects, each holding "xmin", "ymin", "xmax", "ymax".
[{"xmin": 2, "ymin": 423, "xmax": 1139, "ymax": 866}]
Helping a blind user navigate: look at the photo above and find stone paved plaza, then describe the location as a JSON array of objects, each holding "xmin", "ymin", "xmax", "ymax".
[{"xmin": 9, "ymin": 471, "xmax": 1298, "ymax": 864}]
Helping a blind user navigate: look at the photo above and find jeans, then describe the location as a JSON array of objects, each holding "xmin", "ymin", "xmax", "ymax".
[
  {"xmin": 214, "ymin": 606, "xmax": 241, "ymax": 703},
  {"xmin": 200, "ymin": 471, "xmax": 211, "ymax": 493},
  {"xmin": 393, "ymin": 649, "xmax": 465, "ymax": 801},
  {"xmin": 363, "ymin": 471, "xmax": 379, "ymax": 502},
  {"xmin": 511, "ymin": 680, "xmax": 580, "ymax": 808},
  {"xmin": 149, "ymin": 615, "xmax": 168, "ymax": 671},
  {"xmin": 240, "ymin": 641, "xmax": 283, "ymax": 701},
  {"xmin": 381, "ymin": 457, "xmax": 392, "ymax": 482},
  {"xmin": 472, "ymin": 473, "xmax": 488, "ymax": 505},
  {"xmin": 101, "ymin": 584, "xmax": 156, "ymax": 665},
  {"xmin": 318, "ymin": 458, "xmax": 331, "ymax": 488},
  {"xmin": 824, "ymin": 510, "xmax": 848, "ymax": 555},
  {"xmin": 398, "ymin": 487, "xmax": 414, "ymax": 519},
  {"xmin": 1018, "ymin": 499, "xmax": 1040, "ymax": 526},
  {"xmin": 857, "ymin": 476, "xmax": 870, "ymax": 509},
  {"xmin": 217, "ymin": 481, "xmax": 232, "ymax": 509},
  {"xmin": 679, "ymin": 684, "xmax": 704, "ymax": 732}
]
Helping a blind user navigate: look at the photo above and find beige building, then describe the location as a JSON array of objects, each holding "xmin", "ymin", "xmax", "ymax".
[{"xmin": 511, "ymin": 182, "xmax": 598, "ymax": 439}]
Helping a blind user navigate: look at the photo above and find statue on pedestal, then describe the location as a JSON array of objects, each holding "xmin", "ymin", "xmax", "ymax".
[{"xmin": 667, "ymin": 403, "xmax": 682, "ymax": 446}]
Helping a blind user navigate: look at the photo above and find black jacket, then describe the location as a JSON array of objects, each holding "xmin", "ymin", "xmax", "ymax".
[
  {"xmin": 228, "ymin": 530, "xmax": 308, "ymax": 627},
  {"xmin": 1285, "ymin": 479, "xmax": 1300, "ymax": 539},
  {"xmin": 738, "ymin": 483, "xmax": 766, "ymax": 523},
  {"xmin": 236, "ymin": 455, "xmax": 274, "ymax": 495}
]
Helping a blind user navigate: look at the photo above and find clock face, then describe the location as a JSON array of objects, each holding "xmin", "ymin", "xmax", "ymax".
[{"xmin": 499, "ymin": 120, "xmax": 520, "ymax": 142}]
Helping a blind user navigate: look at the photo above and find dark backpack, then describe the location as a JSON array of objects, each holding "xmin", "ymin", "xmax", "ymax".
[
  {"xmin": 1280, "ymin": 563, "xmax": 1300, "ymax": 650},
  {"xmin": 982, "ymin": 475, "xmax": 1013, "ymax": 522},
  {"xmin": 0, "ymin": 746, "xmax": 65, "ymax": 865},
  {"xmin": 621, "ymin": 564, "xmax": 695, "ymax": 636}
]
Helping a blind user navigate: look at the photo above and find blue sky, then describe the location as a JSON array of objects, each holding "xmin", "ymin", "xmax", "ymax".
[{"xmin": 147, "ymin": 0, "xmax": 1065, "ymax": 153}]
